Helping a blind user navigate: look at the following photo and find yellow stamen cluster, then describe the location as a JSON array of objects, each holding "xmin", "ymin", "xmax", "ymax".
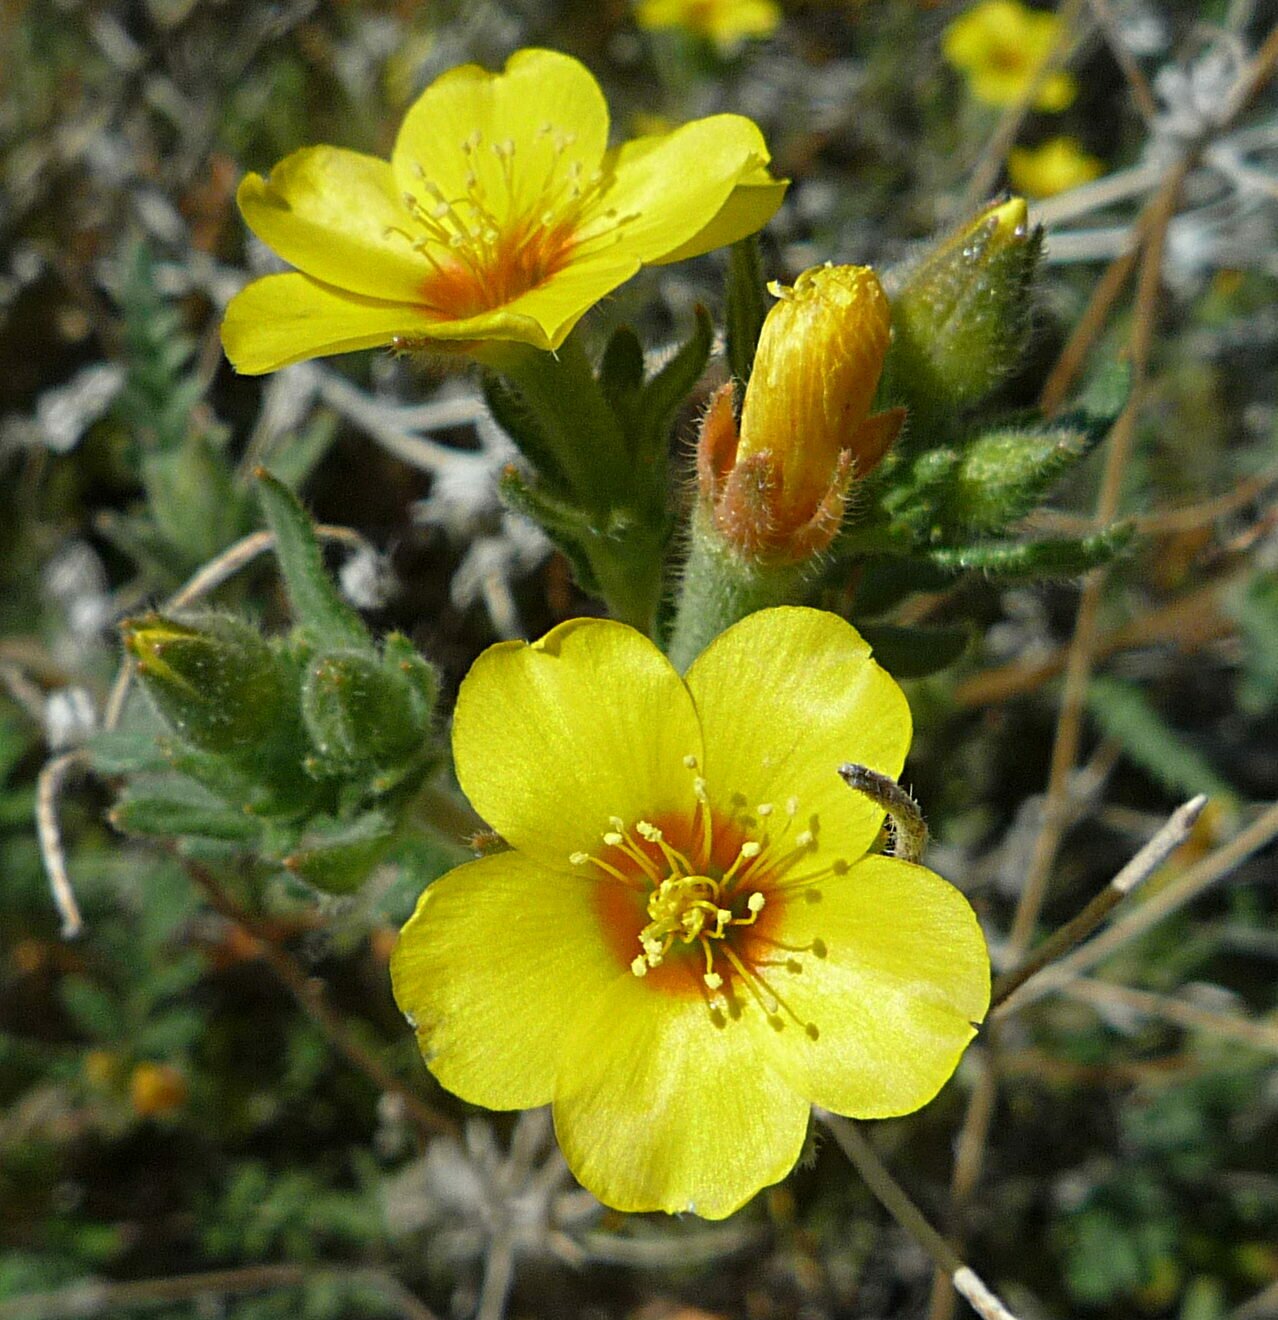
[
  {"xmin": 388, "ymin": 124, "xmax": 628, "ymax": 318},
  {"xmin": 570, "ymin": 763, "xmax": 832, "ymax": 1036}
]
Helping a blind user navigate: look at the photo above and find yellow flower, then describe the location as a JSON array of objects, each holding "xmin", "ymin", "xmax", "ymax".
[
  {"xmin": 698, "ymin": 265, "xmax": 904, "ymax": 563},
  {"xmin": 391, "ymin": 608, "xmax": 989, "ymax": 1218},
  {"xmin": 635, "ymin": 0, "xmax": 782, "ymax": 51},
  {"xmin": 129, "ymin": 1062, "xmax": 189, "ymax": 1117},
  {"xmin": 222, "ymin": 48, "xmax": 785, "ymax": 374},
  {"xmin": 943, "ymin": 0, "xmax": 1077, "ymax": 111},
  {"xmin": 1008, "ymin": 135, "xmax": 1104, "ymax": 198}
]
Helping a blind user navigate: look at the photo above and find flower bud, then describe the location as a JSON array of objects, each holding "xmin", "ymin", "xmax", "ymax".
[
  {"xmin": 300, "ymin": 641, "xmax": 437, "ymax": 780},
  {"xmin": 697, "ymin": 264, "xmax": 903, "ymax": 563},
  {"xmin": 882, "ymin": 197, "xmax": 1040, "ymax": 421},
  {"xmin": 123, "ymin": 613, "xmax": 293, "ymax": 757}
]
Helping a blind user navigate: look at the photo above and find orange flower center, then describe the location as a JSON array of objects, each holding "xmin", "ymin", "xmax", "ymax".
[
  {"xmin": 575, "ymin": 762, "xmax": 835, "ymax": 1036},
  {"xmin": 391, "ymin": 125, "xmax": 629, "ymax": 320}
]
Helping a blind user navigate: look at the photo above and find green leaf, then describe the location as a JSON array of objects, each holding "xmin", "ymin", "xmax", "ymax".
[
  {"xmin": 110, "ymin": 777, "xmax": 266, "ymax": 843},
  {"xmin": 1088, "ymin": 675, "xmax": 1239, "ymax": 810},
  {"xmin": 283, "ymin": 812, "xmax": 397, "ymax": 895},
  {"xmin": 937, "ymin": 423, "xmax": 1100, "ymax": 534},
  {"xmin": 922, "ymin": 523, "xmax": 1134, "ymax": 579},
  {"xmin": 255, "ymin": 469, "xmax": 369, "ymax": 651}
]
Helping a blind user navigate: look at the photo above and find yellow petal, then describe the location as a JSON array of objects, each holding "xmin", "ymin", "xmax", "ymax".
[
  {"xmin": 390, "ymin": 851, "xmax": 622, "ymax": 1110},
  {"xmin": 653, "ymin": 162, "xmax": 788, "ymax": 265},
  {"xmin": 599, "ymin": 115, "xmax": 778, "ymax": 264},
  {"xmin": 747, "ymin": 855, "xmax": 990, "ymax": 1115},
  {"xmin": 452, "ymin": 618, "xmax": 704, "ymax": 866},
  {"xmin": 685, "ymin": 607, "xmax": 911, "ymax": 866},
  {"xmin": 237, "ymin": 148, "xmax": 431, "ymax": 301},
  {"xmin": 391, "ymin": 48, "xmax": 609, "ymax": 221},
  {"xmin": 553, "ymin": 973, "xmax": 809, "ymax": 1217},
  {"xmin": 221, "ymin": 273, "xmax": 440, "ymax": 375}
]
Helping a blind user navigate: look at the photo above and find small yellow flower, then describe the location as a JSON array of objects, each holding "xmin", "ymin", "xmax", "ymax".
[
  {"xmin": 699, "ymin": 265, "xmax": 905, "ymax": 563},
  {"xmin": 222, "ymin": 48, "xmax": 785, "ymax": 374},
  {"xmin": 635, "ymin": 0, "xmax": 782, "ymax": 52},
  {"xmin": 129, "ymin": 1062, "xmax": 189, "ymax": 1117},
  {"xmin": 391, "ymin": 608, "xmax": 989, "ymax": 1218},
  {"xmin": 943, "ymin": 0, "xmax": 1077, "ymax": 111},
  {"xmin": 1008, "ymin": 135, "xmax": 1104, "ymax": 197}
]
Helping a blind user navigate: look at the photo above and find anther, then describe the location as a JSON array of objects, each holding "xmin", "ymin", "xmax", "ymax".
[
  {"xmin": 758, "ymin": 803, "xmax": 774, "ymax": 817},
  {"xmin": 635, "ymin": 821, "xmax": 662, "ymax": 842},
  {"xmin": 569, "ymin": 851, "xmax": 588, "ymax": 866},
  {"xmin": 747, "ymin": 892, "xmax": 766, "ymax": 914},
  {"xmin": 795, "ymin": 830, "xmax": 814, "ymax": 849},
  {"xmin": 683, "ymin": 755, "xmax": 698, "ymax": 769},
  {"xmin": 630, "ymin": 956, "xmax": 648, "ymax": 977},
  {"xmin": 602, "ymin": 831, "xmax": 623, "ymax": 847},
  {"xmin": 704, "ymin": 971, "xmax": 723, "ymax": 990},
  {"xmin": 740, "ymin": 841, "xmax": 761, "ymax": 859}
]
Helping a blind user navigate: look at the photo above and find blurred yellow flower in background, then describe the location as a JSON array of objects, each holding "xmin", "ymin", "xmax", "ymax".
[
  {"xmin": 1008, "ymin": 135, "xmax": 1104, "ymax": 197},
  {"xmin": 222, "ymin": 48, "xmax": 784, "ymax": 374},
  {"xmin": 635, "ymin": 0, "xmax": 782, "ymax": 52},
  {"xmin": 943, "ymin": 0, "xmax": 1077, "ymax": 111},
  {"xmin": 391, "ymin": 608, "xmax": 989, "ymax": 1218}
]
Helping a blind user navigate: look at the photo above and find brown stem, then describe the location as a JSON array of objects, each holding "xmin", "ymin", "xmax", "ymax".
[{"xmin": 182, "ymin": 855, "xmax": 457, "ymax": 1139}]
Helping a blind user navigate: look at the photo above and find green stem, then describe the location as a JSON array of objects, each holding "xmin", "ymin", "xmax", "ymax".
[
  {"xmin": 485, "ymin": 336, "xmax": 667, "ymax": 634},
  {"xmin": 666, "ymin": 509, "xmax": 808, "ymax": 672}
]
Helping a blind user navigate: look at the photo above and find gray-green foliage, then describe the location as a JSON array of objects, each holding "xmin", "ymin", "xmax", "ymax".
[{"xmin": 100, "ymin": 473, "xmax": 441, "ymax": 895}]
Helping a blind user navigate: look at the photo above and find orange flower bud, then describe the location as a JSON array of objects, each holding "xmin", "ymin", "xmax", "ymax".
[
  {"xmin": 698, "ymin": 264, "xmax": 904, "ymax": 563},
  {"xmin": 129, "ymin": 1062, "xmax": 189, "ymax": 1117}
]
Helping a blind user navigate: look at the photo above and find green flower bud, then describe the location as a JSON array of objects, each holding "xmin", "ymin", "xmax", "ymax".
[
  {"xmin": 123, "ymin": 613, "xmax": 293, "ymax": 757},
  {"xmin": 301, "ymin": 640, "xmax": 437, "ymax": 779},
  {"xmin": 883, "ymin": 197, "xmax": 1041, "ymax": 424}
]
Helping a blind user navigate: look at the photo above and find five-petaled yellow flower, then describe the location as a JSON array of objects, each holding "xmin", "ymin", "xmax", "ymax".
[
  {"xmin": 943, "ymin": 0, "xmax": 1077, "ymax": 111},
  {"xmin": 635, "ymin": 0, "xmax": 782, "ymax": 52},
  {"xmin": 391, "ymin": 608, "xmax": 990, "ymax": 1218},
  {"xmin": 222, "ymin": 48, "xmax": 784, "ymax": 374},
  {"xmin": 1008, "ymin": 135, "xmax": 1104, "ymax": 198}
]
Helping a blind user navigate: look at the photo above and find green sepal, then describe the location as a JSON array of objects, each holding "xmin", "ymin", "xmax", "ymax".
[
  {"xmin": 109, "ymin": 777, "xmax": 265, "ymax": 844},
  {"xmin": 300, "ymin": 644, "xmax": 435, "ymax": 779},
  {"xmin": 855, "ymin": 621, "xmax": 972, "ymax": 678},
  {"xmin": 626, "ymin": 303, "xmax": 713, "ymax": 471},
  {"xmin": 598, "ymin": 324, "xmax": 646, "ymax": 415},
  {"xmin": 255, "ymin": 468, "xmax": 370, "ymax": 652},
  {"xmin": 921, "ymin": 522, "xmax": 1134, "ymax": 579},
  {"xmin": 725, "ymin": 235, "xmax": 768, "ymax": 392},
  {"xmin": 482, "ymin": 372, "xmax": 570, "ymax": 495},
  {"xmin": 122, "ymin": 611, "xmax": 297, "ymax": 759},
  {"xmin": 282, "ymin": 813, "xmax": 397, "ymax": 895},
  {"xmin": 496, "ymin": 466, "xmax": 602, "ymax": 594}
]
